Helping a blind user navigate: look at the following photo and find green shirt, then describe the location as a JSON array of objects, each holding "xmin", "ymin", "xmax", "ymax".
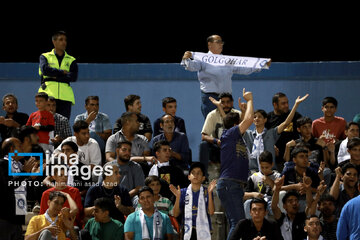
[{"xmin": 85, "ymin": 217, "xmax": 124, "ymax": 240}]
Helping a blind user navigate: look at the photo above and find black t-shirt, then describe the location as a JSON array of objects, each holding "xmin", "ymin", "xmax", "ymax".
[
  {"xmin": 0, "ymin": 111, "xmax": 29, "ymax": 142},
  {"xmin": 113, "ymin": 112, "xmax": 152, "ymax": 136},
  {"xmin": 229, "ymin": 218, "xmax": 283, "ymax": 240}
]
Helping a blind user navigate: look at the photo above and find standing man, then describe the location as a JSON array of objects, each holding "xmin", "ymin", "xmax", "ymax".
[
  {"xmin": 216, "ymin": 88, "xmax": 254, "ymax": 239},
  {"xmin": 38, "ymin": 30, "xmax": 78, "ymax": 119},
  {"xmin": 182, "ymin": 35, "xmax": 268, "ymax": 119}
]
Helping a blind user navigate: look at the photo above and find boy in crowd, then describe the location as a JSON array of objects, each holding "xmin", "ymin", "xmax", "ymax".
[
  {"xmin": 243, "ymin": 150, "xmax": 281, "ymax": 219},
  {"xmin": 26, "ymin": 92, "xmax": 55, "ymax": 151},
  {"xmin": 39, "ymin": 166, "xmax": 83, "ymax": 227},
  {"xmin": 304, "ymin": 215, "xmax": 324, "ymax": 240},
  {"xmin": 170, "ymin": 162, "xmax": 216, "ymax": 240},
  {"xmin": 25, "ymin": 191, "xmax": 78, "ymax": 240},
  {"xmin": 330, "ymin": 162, "xmax": 359, "ymax": 217},
  {"xmin": 81, "ymin": 197, "xmax": 124, "ymax": 240},
  {"xmin": 124, "ymin": 186, "xmax": 174, "ymax": 240}
]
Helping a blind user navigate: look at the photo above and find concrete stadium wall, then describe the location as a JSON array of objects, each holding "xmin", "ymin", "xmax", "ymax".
[{"xmin": 1, "ymin": 62, "xmax": 360, "ymax": 161}]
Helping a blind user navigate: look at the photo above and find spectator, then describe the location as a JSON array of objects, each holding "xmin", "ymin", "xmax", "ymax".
[
  {"xmin": 181, "ymin": 34, "xmax": 268, "ymax": 119},
  {"xmin": 336, "ymin": 179, "xmax": 360, "ymax": 240},
  {"xmin": 113, "ymin": 94, "xmax": 152, "ymax": 141},
  {"xmin": 54, "ymin": 120, "xmax": 102, "ymax": 171},
  {"xmin": 243, "ymin": 94, "xmax": 308, "ymax": 172},
  {"xmin": 38, "ymin": 30, "xmax": 78, "ymax": 119},
  {"xmin": 153, "ymin": 96, "xmax": 187, "ymax": 137},
  {"xmin": 84, "ymin": 164, "xmax": 134, "ymax": 224},
  {"xmin": 304, "ymin": 215, "xmax": 324, "ymax": 240},
  {"xmin": 124, "ymin": 186, "xmax": 174, "ymax": 240},
  {"xmin": 200, "ymin": 92, "xmax": 242, "ymax": 178},
  {"xmin": 243, "ymin": 151, "xmax": 281, "ymax": 219},
  {"xmin": 229, "ymin": 198, "xmax": 283, "ymax": 240},
  {"xmin": 25, "ymin": 191, "xmax": 78, "ymax": 240},
  {"xmin": 0, "ymin": 93, "xmax": 29, "ymax": 144},
  {"xmin": 151, "ymin": 114, "xmax": 190, "ymax": 170},
  {"xmin": 74, "ymin": 95, "xmax": 112, "ymax": 160},
  {"xmin": 0, "ymin": 137, "xmax": 36, "ymax": 240},
  {"xmin": 214, "ymin": 89, "xmax": 253, "ymax": 239},
  {"xmin": 170, "ymin": 162, "xmax": 216, "ymax": 240},
  {"xmin": 330, "ymin": 163, "xmax": 359, "ymax": 217},
  {"xmin": 26, "ymin": 92, "xmax": 55, "ymax": 152},
  {"xmin": 266, "ymin": 92, "xmax": 303, "ymax": 171},
  {"xmin": 82, "ymin": 197, "xmax": 124, "ymax": 240},
  {"xmin": 336, "ymin": 121, "xmax": 360, "ymax": 165},
  {"xmin": 318, "ymin": 194, "xmax": 338, "ymax": 240},
  {"xmin": 312, "ymin": 96, "xmax": 346, "ymax": 142},
  {"xmin": 46, "ymin": 96, "xmax": 72, "ymax": 149},
  {"xmin": 39, "ymin": 166, "xmax": 83, "ymax": 227}
]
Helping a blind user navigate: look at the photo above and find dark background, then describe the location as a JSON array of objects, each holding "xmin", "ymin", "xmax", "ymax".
[{"xmin": 1, "ymin": 6, "xmax": 359, "ymax": 63}]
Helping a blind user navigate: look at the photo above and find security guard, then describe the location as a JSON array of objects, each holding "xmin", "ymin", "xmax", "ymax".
[{"xmin": 38, "ymin": 31, "xmax": 78, "ymax": 119}]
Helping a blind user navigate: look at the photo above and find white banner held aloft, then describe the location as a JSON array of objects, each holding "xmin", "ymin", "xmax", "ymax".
[{"xmin": 192, "ymin": 52, "xmax": 271, "ymax": 69}]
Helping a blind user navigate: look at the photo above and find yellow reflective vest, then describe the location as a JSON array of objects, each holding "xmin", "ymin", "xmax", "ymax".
[{"xmin": 38, "ymin": 49, "xmax": 75, "ymax": 105}]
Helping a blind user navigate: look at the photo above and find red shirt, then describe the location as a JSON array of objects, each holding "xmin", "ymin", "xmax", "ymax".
[
  {"xmin": 26, "ymin": 110, "xmax": 55, "ymax": 144},
  {"xmin": 39, "ymin": 186, "xmax": 83, "ymax": 226},
  {"xmin": 312, "ymin": 116, "xmax": 347, "ymax": 142}
]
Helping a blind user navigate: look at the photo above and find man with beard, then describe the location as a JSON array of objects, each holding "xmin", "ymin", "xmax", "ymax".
[
  {"xmin": 151, "ymin": 114, "xmax": 190, "ymax": 170},
  {"xmin": 199, "ymin": 92, "xmax": 242, "ymax": 178},
  {"xmin": 266, "ymin": 92, "xmax": 303, "ymax": 171},
  {"xmin": 318, "ymin": 194, "xmax": 338, "ymax": 240},
  {"xmin": 0, "ymin": 93, "xmax": 29, "ymax": 145},
  {"xmin": 108, "ymin": 141, "xmax": 145, "ymax": 204}
]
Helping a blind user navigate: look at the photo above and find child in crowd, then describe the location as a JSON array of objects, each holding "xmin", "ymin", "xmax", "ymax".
[
  {"xmin": 136, "ymin": 175, "xmax": 174, "ymax": 216},
  {"xmin": 26, "ymin": 92, "xmax": 55, "ymax": 151},
  {"xmin": 39, "ymin": 166, "xmax": 83, "ymax": 227},
  {"xmin": 170, "ymin": 162, "xmax": 216, "ymax": 240},
  {"xmin": 243, "ymin": 150, "xmax": 281, "ymax": 219}
]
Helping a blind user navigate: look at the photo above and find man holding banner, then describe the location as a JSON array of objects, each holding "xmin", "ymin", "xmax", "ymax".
[{"xmin": 181, "ymin": 34, "xmax": 271, "ymax": 119}]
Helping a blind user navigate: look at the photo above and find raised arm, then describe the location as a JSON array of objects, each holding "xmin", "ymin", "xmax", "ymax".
[
  {"xmin": 277, "ymin": 94, "xmax": 309, "ymax": 134},
  {"xmin": 169, "ymin": 184, "xmax": 181, "ymax": 217},
  {"xmin": 271, "ymin": 175, "xmax": 285, "ymax": 220},
  {"xmin": 239, "ymin": 88, "xmax": 254, "ymax": 135}
]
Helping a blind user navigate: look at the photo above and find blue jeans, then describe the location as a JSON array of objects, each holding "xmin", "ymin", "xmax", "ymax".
[
  {"xmin": 201, "ymin": 92, "xmax": 219, "ymax": 119},
  {"xmin": 216, "ymin": 178, "xmax": 245, "ymax": 240}
]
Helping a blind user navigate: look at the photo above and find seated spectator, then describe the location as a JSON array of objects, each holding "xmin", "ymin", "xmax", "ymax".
[
  {"xmin": 39, "ymin": 166, "xmax": 83, "ymax": 227},
  {"xmin": 265, "ymin": 92, "xmax": 303, "ymax": 172},
  {"xmin": 243, "ymin": 94, "xmax": 308, "ymax": 172},
  {"xmin": 26, "ymin": 92, "xmax": 55, "ymax": 152},
  {"xmin": 199, "ymin": 92, "xmax": 241, "ymax": 178},
  {"xmin": 339, "ymin": 137, "xmax": 360, "ymax": 172},
  {"xmin": 149, "ymin": 140, "xmax": 189, "ymax": 201},
  {"xmin": 304, "ymin": 215, "xmax": 324, "ymax": 240},
  {"xmin": 330, "ymin": 162, "xmax": 359, "ymax": 217},
  {"xmin": 0, "ymin": 137, "xmax": 37, "ymax": 240},
  {"xmin": 336, "ymin": 121, "xmax": 360, "ymax": 165},
  {"xmin": 243, "ymin": 151, "xmax": 281, "ymax": 219},
  {"xmin": 107, "ymin": 141, "xmax": 145, "ymax": 202},
  {"xmin": 318, "ymin": 194, "xmax": 338, "ymax": 240},
  {"xmin": 84, "ymin": 164, "xmax": 134, "ymax": 224},
  {"xmin": 25, "ymin": 191, "xmax": 78, "ymax": 240},
  {"xmin": 81, "ymin": 197, "xmax": 124, "ymax": 240},
  {"xmin": 106, "ymin": 112, "xmax": 154, "ymax": 175},
  {"xmin": 0, "ymin": 93, "xmax": 29, "ymax": 144},
  {"xmin": 124, "ymin": 186, "xmax": 174, "ymax": 240},
  {"xmin": 54, "ymin": 120, "xmax": 102, "ymax": 172},
  {"xmin": 271, "ymin": 176, "xmax": 315, "ymax": 240},
  {"xmin": 151, "ymin": 114, "xmax": 190, "ymax": 170},
  {"xmin": 229, "ymin": 198, "xmax": 283, "ymax": 240},
  {"xmin": 74, "ymin": 95, "xmax": 112, "ymax": 162},
  {"xmin": 18, "ymin": 125, "xmax": 39, "ymax": 153},
  {"xmin": 46, "ymin": 96, "xmax": 72, "ymax": 149},
  {"xmin": 113, "ymin": 94, "xmax": 153, "ymax": 141},
  {"xmin": 136, "ymin": 175, "xmax": 174, "ymax": 216},
  {"xmin": 312, "ymin": 96, "xmax": 347, "ymax": 142},
  {"xmin": 153, "ymin": 96, "xmax": 187, "ymax": 137}
]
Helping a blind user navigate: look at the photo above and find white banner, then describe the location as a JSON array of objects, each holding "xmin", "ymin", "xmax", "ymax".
[{"xmin": 192, "ymin": 52, "xmax": 271, "ymax": 69}]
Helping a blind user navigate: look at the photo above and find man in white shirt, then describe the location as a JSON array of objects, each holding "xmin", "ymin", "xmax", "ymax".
[{"xmin": 54, "ymin": 120, "xmax": 101, "ymax": 169}]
